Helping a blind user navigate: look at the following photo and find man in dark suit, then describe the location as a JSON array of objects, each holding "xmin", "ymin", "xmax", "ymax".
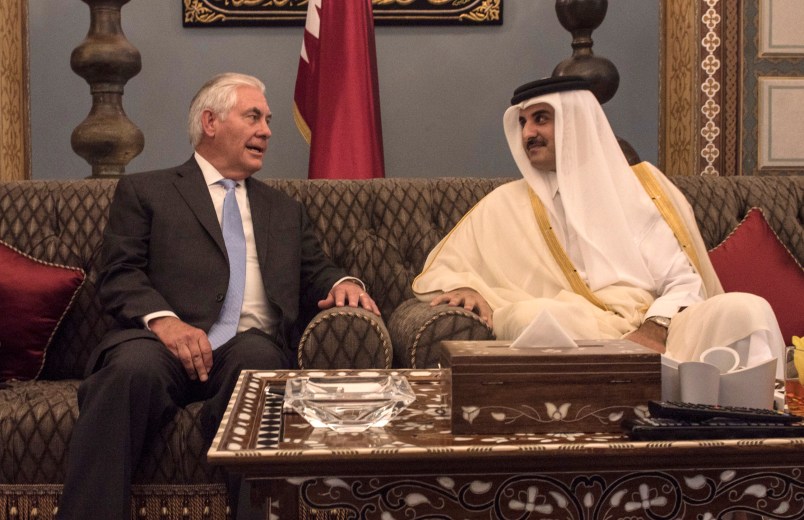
[{"xmin": 57, "ymin": 73, "xmax": 380, "ymax": 519}]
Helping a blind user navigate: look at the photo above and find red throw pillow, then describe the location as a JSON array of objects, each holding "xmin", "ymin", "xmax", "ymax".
[
  {"xmin": 708, "ymin": 208, "xmax": 804, "ymax": 344},
  {"xmin": 0, "ymin": 241, "xmax": 85, "ymax": 381}
]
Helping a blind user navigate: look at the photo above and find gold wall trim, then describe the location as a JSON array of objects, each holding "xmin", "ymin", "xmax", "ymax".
[
  {"xmin": 0, "ymin": 0, "xmax": 30, "ymax": 181},
  {"xmin": 661, "ymin": 0, "xmax": 738, "ymax": 176},
  {"xmin": 661, "ymin": 1, "xmax": 803, "ymax": 176},
  {"xmin": 660, "ymin": 0, "xmax": 699, "ymax": 177}
]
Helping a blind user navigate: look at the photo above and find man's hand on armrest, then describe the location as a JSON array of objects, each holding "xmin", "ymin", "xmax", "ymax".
[
  {"xmin": 430, "ymin": 288, "xmax": 493, "ymax": 328},
  {"xmin": 318, "ymin": 280, "xmax": 381, "ymax": 316},
  {"xmin": 148, "ymin": 316, "xmax": 213, "ymax": 382}
]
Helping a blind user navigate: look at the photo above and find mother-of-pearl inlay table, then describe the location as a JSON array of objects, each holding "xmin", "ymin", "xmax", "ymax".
[{"xmin": 208, "ymin": 369, "xmax": 804, "ymax": 519}]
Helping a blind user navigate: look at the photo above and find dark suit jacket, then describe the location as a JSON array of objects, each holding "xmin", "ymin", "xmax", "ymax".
[{"xmin": 90, "ymin": 157, "xmax": 345, "ymax": 374}]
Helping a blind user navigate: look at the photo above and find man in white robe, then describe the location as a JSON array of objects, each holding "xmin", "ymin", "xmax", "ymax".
[{"xmin": 413, "ymin": 77, "xmax": 785, "ymax": 382}]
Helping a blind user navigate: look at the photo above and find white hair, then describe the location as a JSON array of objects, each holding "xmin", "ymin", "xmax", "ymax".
[{"xmin": 187, "ymin": 73, "xmax": 266, "ymax": 147}]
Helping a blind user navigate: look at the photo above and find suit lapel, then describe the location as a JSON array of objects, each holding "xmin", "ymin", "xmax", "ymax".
[{"xmin": 173, "ymin": 158, "xmax": 227, "ymax": 254}]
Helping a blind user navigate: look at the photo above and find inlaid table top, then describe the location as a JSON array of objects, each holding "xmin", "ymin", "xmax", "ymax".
[{"xmin": 208, "ymin": 369, "xmax": 804, "ymax": 479}]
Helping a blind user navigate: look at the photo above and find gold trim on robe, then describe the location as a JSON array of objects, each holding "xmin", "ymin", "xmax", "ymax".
[
  {"xmin": 631, "ymin": 162, "xmax": 705, "ymax": 277},
  {"xmin": 526, "ymin": 162, "xmax": 709, "ymax": 312},
  {"xmin": 527, "ymin": 187, "xmax": 610, "ymax": 312}
]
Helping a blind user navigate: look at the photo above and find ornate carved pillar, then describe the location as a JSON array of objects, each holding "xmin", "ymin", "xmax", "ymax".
[
  {"xmin": 552, "ymin": 0, "xmax": 639, "ymax": 164},
  {"xmin": 71, "ymin": 0, "xmax": 143, "ymax": 178}
]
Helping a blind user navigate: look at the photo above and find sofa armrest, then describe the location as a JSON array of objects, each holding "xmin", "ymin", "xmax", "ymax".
[
  {"xmin": 388, "ymin": 298, "xmax": 494, "ymax": 368},
  {"xmin": 297, "ymin": 307, "xmax": 392, "ymax": 369}
]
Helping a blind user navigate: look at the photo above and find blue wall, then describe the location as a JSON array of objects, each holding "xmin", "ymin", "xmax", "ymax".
[{"xmin": 29, "ymin": 1, "xmax": 658, "ymax": 180}]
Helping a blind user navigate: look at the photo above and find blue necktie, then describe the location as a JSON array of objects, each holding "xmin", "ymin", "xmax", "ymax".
[{"xmin": 207, "ymin": 179, "xmax": 246, "ymax": 349}]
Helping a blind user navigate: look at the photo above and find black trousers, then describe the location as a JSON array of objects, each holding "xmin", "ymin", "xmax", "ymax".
[{"xmin": 57, "ymin": 329, "xmax": 289, "ymax": 520}]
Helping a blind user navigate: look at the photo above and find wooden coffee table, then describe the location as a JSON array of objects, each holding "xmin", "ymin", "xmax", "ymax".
[{"xmin": 208, "ymin": 369, "xmax": 804, "ymax": 519}]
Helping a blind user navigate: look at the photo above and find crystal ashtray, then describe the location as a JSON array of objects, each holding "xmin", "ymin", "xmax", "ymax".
[{"xmin": 284, "ymin": 374, "xmax": 416, "ymax": 432}]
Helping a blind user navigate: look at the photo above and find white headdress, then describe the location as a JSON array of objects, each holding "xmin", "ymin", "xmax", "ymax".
[{"xmin": 503, "ymin": 81, "xmax": 663, "ymax": 292}]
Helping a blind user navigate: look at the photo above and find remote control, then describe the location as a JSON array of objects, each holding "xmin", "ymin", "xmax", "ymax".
[
  {"xmin": 623, "ymin": 416, "xmax": 804, "ymax": 441},
  {"xmin": 647, "ymin": 400, "xmax": 803, "ymax": 424}
]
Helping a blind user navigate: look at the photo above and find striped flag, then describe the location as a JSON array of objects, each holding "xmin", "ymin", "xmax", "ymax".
[{"xmin": 293, "ymin": 0, "xmax": 385, "ymax": 179}]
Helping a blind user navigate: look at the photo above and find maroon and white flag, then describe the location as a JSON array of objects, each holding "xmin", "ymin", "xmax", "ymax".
[{"xmin": 294, "ymin": 0, "xmax": 385, "ymax": 179}]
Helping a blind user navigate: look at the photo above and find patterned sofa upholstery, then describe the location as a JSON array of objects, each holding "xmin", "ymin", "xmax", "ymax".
[{"xmin": 0, "ymin": 174, "xmax": 802, "ymax": 518}]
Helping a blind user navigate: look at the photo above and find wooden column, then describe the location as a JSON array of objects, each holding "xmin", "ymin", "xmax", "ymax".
[
  {"xmin": 0, "ymin": 0, "xmax": 30, "ymax": 181},
  {"xmin": 71, "ymin": 0, "xmax": 143, "ymax": 178}
]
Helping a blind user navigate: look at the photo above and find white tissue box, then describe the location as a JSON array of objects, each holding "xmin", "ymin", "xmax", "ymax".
[{"xmin": 441, "ymin": 339, "xmax": 661, "ymax": 434}]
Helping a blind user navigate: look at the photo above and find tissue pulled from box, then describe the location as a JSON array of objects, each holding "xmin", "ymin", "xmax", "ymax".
[{"xmin": 509, "ymin": 310, "xmax": 578, "ymax": 349}]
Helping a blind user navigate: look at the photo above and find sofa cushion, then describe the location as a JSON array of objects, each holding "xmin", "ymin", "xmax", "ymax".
[
  {"xmin": 708, "ymin": 208, "xmax": 804, "ymax": 344},
  {"xmin": 0, "ymin": 241, "xmax": 85, "ymax": 381}
]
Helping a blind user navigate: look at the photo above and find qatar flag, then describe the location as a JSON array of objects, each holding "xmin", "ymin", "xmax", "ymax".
[{"xmin": 293, "ymin": 0, "xmax": 385, "ymax": 179}]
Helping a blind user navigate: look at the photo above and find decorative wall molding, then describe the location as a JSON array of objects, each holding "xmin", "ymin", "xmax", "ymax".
[
  {"xmin": 757, "ymin": 77, "xmax": 804, "ymax": 169},
  {"xmin": 743, "ymin": 0, "xmax": 804, "ymax": 175},
  {"xmin": 758, "ymin": 0, "xmax": 804, "ymax": 57},
  {"xmin": 661, "ymin": 0, "xmax": 804, "ymax": 176},
  {"xmin": 0, "ymin": 0, "xmax": 30, "ymax": 181},
  {"xmin": 660, "ymin": 0, "xmax": 739, "ymax": 177}
]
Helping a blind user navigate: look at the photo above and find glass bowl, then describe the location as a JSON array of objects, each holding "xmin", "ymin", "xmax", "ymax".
[{"xmin": 285, "ymin": 374, "xmax": 416, "ymax": 432}]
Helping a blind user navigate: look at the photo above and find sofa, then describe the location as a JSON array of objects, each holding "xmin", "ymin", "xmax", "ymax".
[{"xmin": 1, "ymin": 172, "xmax": 802, "ymax": 519}]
